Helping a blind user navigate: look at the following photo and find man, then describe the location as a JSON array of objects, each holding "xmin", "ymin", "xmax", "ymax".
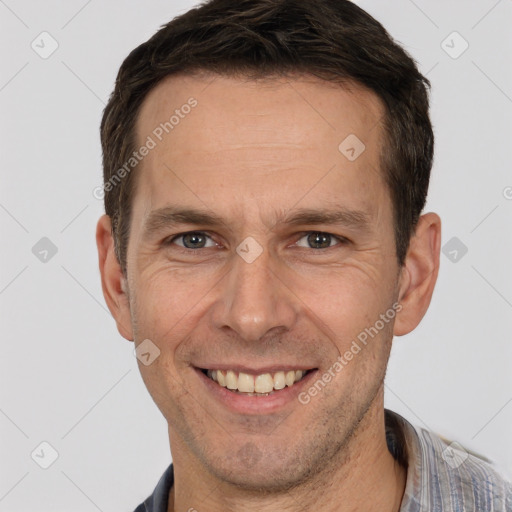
[{"xmin": 96, "ymin": 1, "xmax": 512, "ymax": 510}]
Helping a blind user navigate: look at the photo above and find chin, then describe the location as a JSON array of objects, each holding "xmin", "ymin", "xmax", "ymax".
[
  {"xmin": 212, "ymin": 462, "xmax": 306, "ymax": 493},
  {"xmin": 201, "ymin": 438, "xmax": 332, "ymax": 493}
]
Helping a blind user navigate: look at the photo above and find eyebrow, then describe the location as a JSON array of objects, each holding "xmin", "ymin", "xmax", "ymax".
[
  {"xmin": 141, "ymin": 205, "xmax": 372, "ymax": 239},
  {"xmin": 142, "ymin": 207, "xmax": 226, "ymax": 240},
  {"xmin": 281, "ymin": 207, "xmax": 372, "ymax": 232}
]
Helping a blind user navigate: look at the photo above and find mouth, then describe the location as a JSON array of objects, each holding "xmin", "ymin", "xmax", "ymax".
[{"xmin": 199, "ymin": 368, "xmax": 315, "ymax": 396}]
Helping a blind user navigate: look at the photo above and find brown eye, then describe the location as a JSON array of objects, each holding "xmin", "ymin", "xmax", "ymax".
[
  {"xmin": 295, "ymin": 232, "xmax": 345, "ymax": 249},
  {"xmin": 308, "ymin": 233, "xmax": 331, "ymax": 249}
]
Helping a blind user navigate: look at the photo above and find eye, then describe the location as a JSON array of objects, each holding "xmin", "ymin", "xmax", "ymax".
[
  {"xmin": 168, "ymin": 231, "xmax": 218, "ymax": 250},
  {"xmin": 295, "ymin": 232, "xmax": 347, "ymax": 249}
]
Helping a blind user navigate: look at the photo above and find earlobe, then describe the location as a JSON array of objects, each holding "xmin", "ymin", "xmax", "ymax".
[
  {"xmin": 393, "ymin": 212, "xmax": 441, "ymax": 336},
  {"xmin": 96, "ymin": 214, "xmax": 134, "ymax": 341}
]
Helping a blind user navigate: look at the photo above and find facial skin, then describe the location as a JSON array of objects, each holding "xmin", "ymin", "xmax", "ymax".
[{"xmin": 97, "ymin": 73, "xmax": 441, "ymax": 511}]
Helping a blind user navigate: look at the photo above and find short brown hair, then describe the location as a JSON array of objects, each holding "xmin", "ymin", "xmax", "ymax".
[{"xmin": 100, "ymin": 0, "xmax": 433, "ymax": 274}]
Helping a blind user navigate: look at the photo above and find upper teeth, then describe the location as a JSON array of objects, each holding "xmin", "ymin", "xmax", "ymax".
[{"xmin": 207, "ymin": 369, "xmax": 307, "ymax": 393}]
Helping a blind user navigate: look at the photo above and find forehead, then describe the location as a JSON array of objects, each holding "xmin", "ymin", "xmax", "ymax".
[
  {"xmin": 137, "ymin": 72, "xmax": 384, "ymax": 151},
  {"xmin": 132, "ymin": 72, "xmax": 388, "ymax": 228}
]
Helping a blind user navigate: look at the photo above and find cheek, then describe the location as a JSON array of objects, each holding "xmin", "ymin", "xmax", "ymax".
[
  {"xmin": 134, "ymin": 263, "xmax": 216, "ymax": 325},
  {"xmin": 283, "ymin": 261, "xmax": 393, "ymax": 337},
  {"xmin": 130, "ymin": 269, "xmax": 204, "ymax": 410}
]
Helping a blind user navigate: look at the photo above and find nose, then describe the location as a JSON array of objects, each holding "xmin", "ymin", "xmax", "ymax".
[{"xmin": 210, "ymin": 245, "xmax": 299, "ymax": 343}]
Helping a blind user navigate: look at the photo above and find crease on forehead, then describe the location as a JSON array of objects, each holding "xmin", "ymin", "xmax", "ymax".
[{"xmin": 136, "ymin": 85, "xmax": 384, "ymax": 176}]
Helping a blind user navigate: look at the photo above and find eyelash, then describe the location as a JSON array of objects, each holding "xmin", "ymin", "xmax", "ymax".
[{"xmin": 164, "ymin": 231, "xmax": 349, "ymax": 252}]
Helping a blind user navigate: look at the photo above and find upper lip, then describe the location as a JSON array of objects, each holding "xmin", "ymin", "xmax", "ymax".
[{"xmin": 194, "ymin": 364, "xmax": 317, "ymax": 374}]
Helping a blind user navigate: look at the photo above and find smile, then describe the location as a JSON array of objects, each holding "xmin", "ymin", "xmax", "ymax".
[{"xmin": 201, "ymin": 369, "xmax": 312, "ymax": 396}]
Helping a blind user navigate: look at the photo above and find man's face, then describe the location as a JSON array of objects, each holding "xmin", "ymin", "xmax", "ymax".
[{"xmin": 124, "ymin": 74, "xmax": 403, "ymax": 489}]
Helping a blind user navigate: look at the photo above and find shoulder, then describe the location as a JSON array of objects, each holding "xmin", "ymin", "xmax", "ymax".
[
  {"xmin": 132, "ymin": 463, "xmax": 174, "ymax": 512},
  {"xmin": 386, "ymin": 410, "xmax": 512, "ymax": 511},
  {"xmin": 421, "ymin": 427, "xmax": 511, "ymax": 510}
]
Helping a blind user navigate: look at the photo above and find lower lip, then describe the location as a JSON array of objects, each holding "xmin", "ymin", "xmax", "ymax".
[{"xmin": 195, "ymin": 368, "xmax": 318, "ymax": 415}]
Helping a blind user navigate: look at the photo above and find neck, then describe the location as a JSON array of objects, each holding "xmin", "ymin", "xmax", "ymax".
[{"xmin": 168, "ymin": 399, "xmax": 406, "ymax": 512}]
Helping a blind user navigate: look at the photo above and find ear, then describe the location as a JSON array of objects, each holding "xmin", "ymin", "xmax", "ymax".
[
  {"xmin": 393, "ymin": 212, "xmax": 441, "ymax": 336},
  {"xmin": 96, "ymin": 214, "xmax": 134, "ymax": 341}
]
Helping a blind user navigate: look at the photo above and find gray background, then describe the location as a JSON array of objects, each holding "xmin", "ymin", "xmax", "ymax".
[{"xmin": 1, "ymin": 0, "xmax": 511, "ymax": 510}]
